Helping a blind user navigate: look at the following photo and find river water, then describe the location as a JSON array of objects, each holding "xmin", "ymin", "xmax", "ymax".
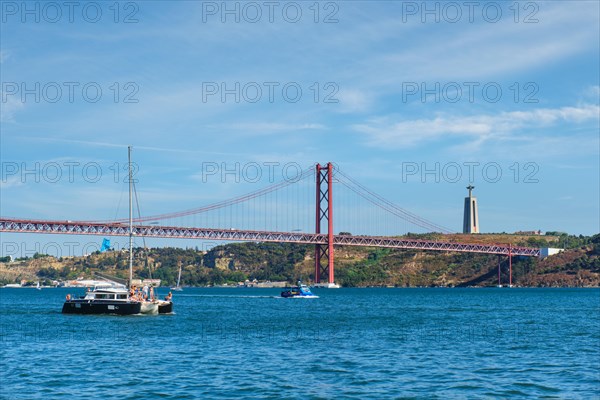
[{"xmin": 1, "ymin": 287, "xmax": 598, "ymax": 399}]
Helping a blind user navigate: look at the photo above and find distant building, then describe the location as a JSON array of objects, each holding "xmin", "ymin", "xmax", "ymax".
[
  {"xmin": 463, "ymin": 185, "xmax": 479, "ymax": 234},
  {"xmin": 515, "ymin": 230, "xmax": 542, "ymax": 235},
  {"xmin": 540, "ymin": 248, "xmax": 563, "ymax": 258}
]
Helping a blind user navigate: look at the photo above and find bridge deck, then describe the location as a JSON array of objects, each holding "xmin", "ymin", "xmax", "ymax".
[{"xmin": 0, "ymin": 218, "xmax": 541, "ymax": 257}]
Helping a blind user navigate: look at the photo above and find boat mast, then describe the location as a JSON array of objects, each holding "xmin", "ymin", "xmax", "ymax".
[
  {"xmin": 128, "ymin": 145, "xmax": 133, "ymax": 289},
  {"xmin": 177, "ymin": 263, "xmax": 182, "ymax": 288}
]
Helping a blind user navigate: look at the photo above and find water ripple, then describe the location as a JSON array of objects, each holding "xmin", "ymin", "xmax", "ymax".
[{"xmin": 1, "ymin": 287, "xmax": 598, "ymax": 399}]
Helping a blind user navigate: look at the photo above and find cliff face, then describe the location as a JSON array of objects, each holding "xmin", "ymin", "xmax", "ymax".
[
  {"xmin": 2, "ymin": 235, "xmax": 599, "ymax": 287},
  {"xmin": 519, "ymin": 246, "xmax": 600, "ymax": 287}
]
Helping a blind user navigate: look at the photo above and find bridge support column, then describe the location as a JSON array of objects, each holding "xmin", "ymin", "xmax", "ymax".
[
  {"xmin": 497, "ymin": 255, "xmax": 501, "ymax": 287},
  {"xmin": 509, "ymin": 244, "xmax": 513, "ymax": 287},
  {"xmin": 314, "ymin": 163, "xmax": 334, "ymax": 284}
]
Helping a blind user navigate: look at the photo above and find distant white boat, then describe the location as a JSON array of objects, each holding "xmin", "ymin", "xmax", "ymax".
[
  {"xmin": 171, "ymin": 263, "xmax": 183, "ymax": 291},
  {"xmin": 312, "ymin": 282, "xmax": 340, "ymax": 289},
  {"xmin": 3, "ymin": 283, "xmax": 22, "ymax": 288},
  {"xmin": 36, "ymin": 281, "xmax": 42, "ymax": 290}
]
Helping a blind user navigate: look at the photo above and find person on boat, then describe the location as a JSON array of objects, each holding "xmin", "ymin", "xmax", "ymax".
[
  {"xmin": 142, "ymin": 284, "xmax": 149, "ymax": 300},
  {"xmin": 149, "ymin": 286, "xmax": 155, "ymax": 301},
  {"xmin": 165, "ymin": 292, "xmax": 172, "ymax": 301},
  {"xmin": 66, "ymin": 294, "xmax": 71, "ymax": 301}
]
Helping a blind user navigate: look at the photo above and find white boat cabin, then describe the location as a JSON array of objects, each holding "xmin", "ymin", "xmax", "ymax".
[{"xmin": 84, "ymin": 285, "xmax": 131, "ymax": 302}]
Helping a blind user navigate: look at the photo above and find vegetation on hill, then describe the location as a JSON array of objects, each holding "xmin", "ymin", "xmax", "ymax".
[{"xmin": 1, "ymin": 233, "xmax": 598, "ymax": 287}]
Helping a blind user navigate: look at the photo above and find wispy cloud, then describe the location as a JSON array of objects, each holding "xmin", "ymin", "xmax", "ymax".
[
  {"xmin": 0, "ymin": 96, "xmax": 24, "ymax": 122},
  {"xmin": 24, "ymin": 137, "xmax": 128, "ymax": 149},
  {"xmin": 19, "ymin": 137, "xmax": 253, "ymax": 157},
  {"xmin": 585, "ymin": 85, "xmax": 600, "ymax": 98},
  {"xmin": 354, "ymin": 104, "xmax": 600, "ymax": 148},
  {"xmin": 331, "ymin": 2, "xmax": 599, "ymax": 91},
  {"xmin": 205, "ymin": 122, "xmax": 326, "ymax": 135},
  {"xmin": 0, "ymin": 176, "xmax": 24, "ymax": 190},
  {"xmin": 336, "ymin": 89, "xmax": 373, "ymax": 113}
]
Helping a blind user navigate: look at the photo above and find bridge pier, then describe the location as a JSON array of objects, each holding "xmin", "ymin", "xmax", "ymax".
[
  {"xmin": 509, "ymin": 244, "xmax": 513, "ymax": 287},
  {"xmin": 314, "ymin": 163, "xmax": 334, "ymax": 284},
  {"xmin": 497, "ymin": 255, "xmax": 501, "ymax": 286}
]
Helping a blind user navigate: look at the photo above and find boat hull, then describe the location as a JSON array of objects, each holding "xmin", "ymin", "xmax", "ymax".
[
  {"xmin": 158, "ymin": 301, "xmax": 173, "ymax": 314},
  {"xmin": 140, "ymin": 301, "xmax": 159, "ymax": 315},
  {"xmin": 281, "ymin": 294, "xmax": 319, "ymax": 298},
  {"xmin": 62, "ymin": 300, "xmax": 141, "ymax": 315}
]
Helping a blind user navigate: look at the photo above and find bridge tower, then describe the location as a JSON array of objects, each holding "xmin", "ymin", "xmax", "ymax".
[{"xmin": 314, "ymin": 163, "xmax": 334, "ymax": 284}]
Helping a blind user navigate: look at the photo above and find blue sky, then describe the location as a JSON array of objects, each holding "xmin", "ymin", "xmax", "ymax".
[{"xmin": 1, "ymin": 1, "xmax": 599, "ymax": 257}]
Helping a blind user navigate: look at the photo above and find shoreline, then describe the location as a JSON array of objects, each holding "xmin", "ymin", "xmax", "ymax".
[{"xmin": 4, "ymin": 285, "xmax": 599, "ymax": 289}]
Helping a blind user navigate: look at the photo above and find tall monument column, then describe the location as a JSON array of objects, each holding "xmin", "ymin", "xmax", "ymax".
[{"xmin": 463, "ymin": 185, "xmax": 479, "ymax": 234}]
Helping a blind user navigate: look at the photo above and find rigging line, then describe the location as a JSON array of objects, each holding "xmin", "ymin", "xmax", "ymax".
[
  {"xmin": 132, "ymin": 180, "xmax": 147, "ymax": 249},
  {"xmin": 113, "ymin": 178, "xmax": 127, "ymax": 222}
]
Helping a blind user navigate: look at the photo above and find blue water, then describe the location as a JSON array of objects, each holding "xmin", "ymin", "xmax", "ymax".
[{"xmin": 1, "ymin": 288, "xmax": 599, "ymax": 399}]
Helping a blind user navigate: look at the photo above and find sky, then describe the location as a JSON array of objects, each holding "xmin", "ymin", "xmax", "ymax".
[{"xmin": 1, "ymin": 0, "xmax": 599, "ymax": 258}]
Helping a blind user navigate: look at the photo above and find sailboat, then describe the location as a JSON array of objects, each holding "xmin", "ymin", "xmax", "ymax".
[
  {"xmin": 36, "ymin": 281, "xmax": 41, "ymax": 290},
  {"xmin": 126, "ymin": 147, "xmax": 159, "ymax": 315},
  {"xmin": 62, "ymin": 146, "xmax": 171, "ymax": 315},
  {"xmin": 170, "ymin": 263, "xmax": 183, "ymax": 291}
]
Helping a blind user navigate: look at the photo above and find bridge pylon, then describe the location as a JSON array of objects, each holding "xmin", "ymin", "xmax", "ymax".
[{"xmin": 314, "ymin": 163, "xmax": 334, "ymax": 284}]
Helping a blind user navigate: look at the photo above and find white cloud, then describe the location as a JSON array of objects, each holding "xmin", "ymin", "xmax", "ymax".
[
  {"xmin": 332, "ymin": 2, "xmax": 599, "ymax": 91},
  {"xmin": 0, "ymin": 176, "xmax": 24, "ymax": 190},
  {"xmin": 205, "ymin": 122, "xmax": 326, "ymax": 135},
  {"xmin": 0, "ymin": 96, "xmax": 24, "ymax": 122},
  {"xmin": 336, "ymin": 89, "xmax": 373, "ymax": 113},
  {"xmin": 354, "ymin": 104, "xmax": 600, "ymax": 148},
  {"xmin": 585, "ymin": 85, "xmax": 600, "ymax": 98}
]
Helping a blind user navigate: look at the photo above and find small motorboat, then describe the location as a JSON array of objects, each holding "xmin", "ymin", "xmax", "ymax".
[{"xmin": 281, "ymin": 281, "xmax": 318, "ymax": 298}]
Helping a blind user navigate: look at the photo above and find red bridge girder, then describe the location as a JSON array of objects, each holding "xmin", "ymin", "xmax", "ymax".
[{"xmin": 0, "ymin": 218, "xmax": 541, "ymax": 257}]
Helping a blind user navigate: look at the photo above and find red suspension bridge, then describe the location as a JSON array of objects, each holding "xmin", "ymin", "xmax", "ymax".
[{"xmin": 0, "ymin": 162, "xmax": 540, "ymax": 284}]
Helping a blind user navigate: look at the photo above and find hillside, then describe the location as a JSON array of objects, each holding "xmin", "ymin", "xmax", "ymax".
[{"xmin": 1, "ymin": 233, "xmax": 599, "ymax": 288}]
